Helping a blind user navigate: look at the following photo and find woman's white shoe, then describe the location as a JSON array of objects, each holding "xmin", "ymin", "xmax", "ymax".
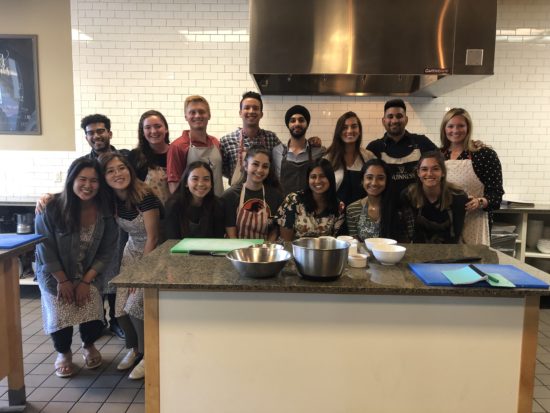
[
  {"xmin": 129, "ymin": 359, "xmax": 145, "ymax": 380},
  {"xmin": 117, "ymin": 350, "xmax": 138, "ymax": 371}
]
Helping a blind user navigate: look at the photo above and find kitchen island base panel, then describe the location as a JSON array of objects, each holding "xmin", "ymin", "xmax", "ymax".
[
  {"xmin": 158, "ymin": 292, "xmax": 526, "ymax": 413},
  {"xmin": 0, "ymin": 256, "xmax": 26, "ymax": 407}
]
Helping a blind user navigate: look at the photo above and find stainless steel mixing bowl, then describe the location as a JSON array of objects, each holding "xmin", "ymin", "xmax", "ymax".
[
  {"xmin": 226, "ymin": 247, "xmax": 292, "ymax": 278},
  {"xmin": 291, "ymin": 237, "xmax": 349, "ymax": 281}
]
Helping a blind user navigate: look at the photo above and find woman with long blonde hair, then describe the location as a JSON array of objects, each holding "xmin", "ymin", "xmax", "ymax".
[{"xmin": 440, "ymin": 108, "xmax": 504, "ymax": 245}]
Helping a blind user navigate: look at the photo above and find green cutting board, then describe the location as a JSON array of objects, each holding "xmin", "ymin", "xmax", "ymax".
[{"xmin": 170, "ymin": 238, "xmax": 264, "ymax": 254}]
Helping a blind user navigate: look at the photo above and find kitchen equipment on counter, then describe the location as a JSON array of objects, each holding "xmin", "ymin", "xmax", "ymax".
[
  {"xmin": 409, "ymin": 263, "xmax": 549, "ymax": 288},
  {"xmin": 526, "ymin": 220, "xmax": 544, "ymax": 249},
  {"xmin": 348, "ymin": 253, "xmax": 368, "ymax": 268},
  {"xmin": 337, "ymin": 236, "xmax": 358, "ymax": 255},
  {"xmin": 171, "ymin": 238, "xmax": 264, "ymax": 254},
  {"xmin": 226, "ymin": 247, "xmax": 291, "ymax": 278},
  {"xmin": 14, "ymin": 213, "xmax": 34, "ymax": 234},
  {"xmin": 292, "ymin": 237, "xmax": 349, "ymax": 281},
  {"xmin": 248, "ymin": 243, "xmax": 284, "ymax": 250},
  {"xmin": 371, "ymin": 244, "xmax": 406, "ymax": 265},
  {"xmin": 364, "ymin": 237, "xmax": 397, "ymax": 252}
]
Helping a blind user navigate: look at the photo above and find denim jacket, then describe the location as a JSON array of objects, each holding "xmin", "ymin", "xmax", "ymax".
[{"xmin": 35, "ymin": 203, "xmax": 118, "ymax": 296}]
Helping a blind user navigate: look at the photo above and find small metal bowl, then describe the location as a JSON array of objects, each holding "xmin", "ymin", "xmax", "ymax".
[{"xmin": 226, "ymin": 247, "xmax": 292, "ymax": 278}]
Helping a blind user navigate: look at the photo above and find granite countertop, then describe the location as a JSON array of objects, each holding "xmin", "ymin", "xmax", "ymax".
[{"xmin": 110, "ymin": 240, "xmax": 550, "ymax": 298}]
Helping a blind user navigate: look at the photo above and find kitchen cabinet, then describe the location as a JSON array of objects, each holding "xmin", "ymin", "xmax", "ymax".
[
  {"xmin": 493, "ymin": 206, "xmax": 550, "ymax": 272},
  {"xmin": 112, "ymin": 241, "xmax": 550, "ymax": 413}
]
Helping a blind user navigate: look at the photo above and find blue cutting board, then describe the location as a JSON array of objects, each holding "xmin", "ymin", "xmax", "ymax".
[
  {"xmin": 409, "ymin": 263, "xmax": 549, "ymax": 289},
  {"xmin": 0, "ymin": 233, "xmax": 43, "ymax": 249}
]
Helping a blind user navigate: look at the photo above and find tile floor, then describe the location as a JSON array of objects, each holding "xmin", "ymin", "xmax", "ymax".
[
  {"xmin": 0, "ymin": 286, "xmax": 144, "ymax": 413},
  {"xmin": 4, "ymin": 287, "xmax": 550, "ymax": 412}
]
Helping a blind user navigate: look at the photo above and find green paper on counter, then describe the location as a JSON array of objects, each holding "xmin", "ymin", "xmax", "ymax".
[
  {"xmin": 442, "ymin": 267, "xmax": 484, "ymax": 285},
  {"xmin": 486, "ymin": 272, "xmax": 515, "ymax": 288},
  {"xmin": 442, "ymin": 266, "xmax": 516, "ymax": 288}
]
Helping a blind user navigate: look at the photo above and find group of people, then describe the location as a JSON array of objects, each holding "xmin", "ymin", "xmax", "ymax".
[{"xmin": 34, "ymin": 93, "xmax": 504, "ymax": 380}]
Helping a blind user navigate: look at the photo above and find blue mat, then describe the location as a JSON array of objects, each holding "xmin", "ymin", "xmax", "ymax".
[
  {"xmin": 409, "ymin": 263, "xmax": 549, "ymax": 289},
  {"xmin": 0, "ymin": 233, "xmax": 43, "ymax": 249}
]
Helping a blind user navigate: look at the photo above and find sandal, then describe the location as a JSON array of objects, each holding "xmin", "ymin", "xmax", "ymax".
[
  {"xmin": 54, "ymin": 352, "xmax": 74, "ymax": 378},
  {"xmin": 82, "ymin": 344, "xmax": 102, "ymax": 369}
]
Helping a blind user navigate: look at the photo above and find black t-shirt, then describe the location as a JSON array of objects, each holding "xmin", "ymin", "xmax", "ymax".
[
  {"xmin": 400, "ymin": 189, "xmax": 468, "ymax": 244},
  {"xmin": 115, "ymin": 192, "xmax": 161, "ymax": 221},
  {"xmin": 367, "ymin": 132, "xmax": 437, "ymax": 201},
  {"xmin": 128, "ymin": 149, "xmax": 167, "ymax": 181},
  {"xmin": 164, "ymin": 196, "xmax": 225, "ymax": 239}
]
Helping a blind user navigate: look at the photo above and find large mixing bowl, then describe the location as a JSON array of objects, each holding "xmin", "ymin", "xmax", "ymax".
[
  {"xmin": 226, "ymin": 247, "xmax": 291, "ymax": 278},
  {"xmin": 292, "ymin": 237, "xmax": 349, "ymax": 281}
]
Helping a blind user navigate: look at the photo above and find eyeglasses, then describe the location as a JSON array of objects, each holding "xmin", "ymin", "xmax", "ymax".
[{"xmin": 85, "ymin": 128, "xmax": 107, "ymax": 137}]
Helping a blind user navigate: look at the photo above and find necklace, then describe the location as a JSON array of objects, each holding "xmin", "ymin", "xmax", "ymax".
[{"xmin": 366, "ymin": 199, "xmax": 380, "ymax": 220}]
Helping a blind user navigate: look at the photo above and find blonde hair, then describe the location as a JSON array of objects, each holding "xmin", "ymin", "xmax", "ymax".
[
  {"xmin": 439, "ymin": 108, "xmax": 481, "ymax": 153},
  {"xmin": 184, "ymin": 95, "xmax": 210, "ymax": 116}
]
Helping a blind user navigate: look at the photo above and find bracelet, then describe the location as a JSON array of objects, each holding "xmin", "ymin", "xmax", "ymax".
[
  {"xmin": 58, "ymin": 279, "xmax": 70, "ymax": 284},
  {"xmin": 80, "ymin": 279, "xmax": 91, "ymax": 285}
]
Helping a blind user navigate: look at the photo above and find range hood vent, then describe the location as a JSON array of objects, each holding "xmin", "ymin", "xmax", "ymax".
[{"xmin": 249, "ymin": 0, "xmax": 497, "ymax": 97}]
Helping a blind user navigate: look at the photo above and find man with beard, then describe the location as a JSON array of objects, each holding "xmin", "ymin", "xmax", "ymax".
[
  {"xmin": 81, "ymin": 114, "xmax": 129, "ymax": 160},
  {"xmin": 366, "ymin": 99, "xmax": 437, "ymax": 201},
  {"xmin": 272, "ymin": 105, "xmax": 326, "ymax": 195}
]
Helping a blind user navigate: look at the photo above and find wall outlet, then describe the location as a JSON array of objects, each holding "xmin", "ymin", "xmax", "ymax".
[{"xmin": 54, "ymin": 171, "xmax": 63, "ymax": 183}]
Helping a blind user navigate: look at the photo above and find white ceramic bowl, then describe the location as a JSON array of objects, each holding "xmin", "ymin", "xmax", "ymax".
[
  {"xmin": 537, "ymin": 239, "xmax": 550, "ymax": 254},
  {"xmin": 371, "ymin": 244, "xmax": 406, "ymax": 265},
  {"xmin": 364, "ymin": 238, "xmax": 397, "ymax": 252},
  {"xmin": 348, "ymin": 253, "xmax": 368, "ymax": 268}
]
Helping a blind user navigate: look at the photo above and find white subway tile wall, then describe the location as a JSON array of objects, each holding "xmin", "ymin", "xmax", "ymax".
[{"xmin": 1, "ymin": 0, "xmax": 549, "ymax": 202}]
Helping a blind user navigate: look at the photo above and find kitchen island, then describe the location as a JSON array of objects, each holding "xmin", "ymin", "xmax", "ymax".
[
  {"xmin": 111, "ymin": 241, "xmax": 550, "ymax": 413},
  {"xmin": 0, "ymin": 235, "xmax": 43, "ymax": 410}
]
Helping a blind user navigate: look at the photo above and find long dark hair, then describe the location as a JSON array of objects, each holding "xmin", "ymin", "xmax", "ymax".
[
  {"xmin": 50, "ymin": 157, "xmax": 108, "ymax": 233},
  {"xmin": 134, "ymin": 110, "xmax": 170, "ymax": 170},
  {"xmin": 326, "ymin": 111, "xmax": 363, "ymax": 171},
  {"xmin": 241, "ymin": 145, "xmax": 281, "ymax": 190},
  {"xmin": 303, "ymin": 158, "xmax": 339, "ymax": 215},
  {"xmin": 100, "ymin": 153, "xmax": 150, "ymax": 210},
  {"xmin": 167, "ymin": 161, "xmax": 216, "ymax": 236},
  {"xmin": 360, "ymin": 158, "xmax": 395, "ymax": 237}
]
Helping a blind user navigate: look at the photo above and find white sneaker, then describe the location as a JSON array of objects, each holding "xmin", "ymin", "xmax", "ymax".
[
  {"xmin": 129, "ymin": 359, "xmax": 145, "ymax": 380},
  {"xmin": 117, "ymin": 350, "xmax": 138, "ymax": 371}
]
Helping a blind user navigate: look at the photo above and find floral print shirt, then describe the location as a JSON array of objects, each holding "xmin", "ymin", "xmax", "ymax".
[{"xmin": 275, "ymin": 191, "xmax": 345, "ymax": 239}]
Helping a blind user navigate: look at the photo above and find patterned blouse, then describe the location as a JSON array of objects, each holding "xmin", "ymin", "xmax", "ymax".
[
  {"xmin": 275, "ymin": 191, "xmax": 346, "ymax": 239},
  {"xmin": 442, "ymin": 146, "xmax": 504, "ymax": 211},
  {"xmin": 346, "ymin": 198, "xmax": 380, "ymax": 241}
]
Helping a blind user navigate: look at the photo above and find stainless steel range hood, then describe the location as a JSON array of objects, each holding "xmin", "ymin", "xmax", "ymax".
[{"xmin": 249, "ymin": 0, "xmax": 497, "ymax": 97}]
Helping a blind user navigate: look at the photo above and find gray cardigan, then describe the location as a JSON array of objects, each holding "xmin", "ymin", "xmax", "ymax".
[{"xmin": 35, "ymin": 202, "xmax": 118, "ymax": 296}]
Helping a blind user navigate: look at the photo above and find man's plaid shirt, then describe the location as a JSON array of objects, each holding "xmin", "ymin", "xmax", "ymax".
[{"xmin": 220, "ymin": 127, "xmax": 281, "ymax": 182}]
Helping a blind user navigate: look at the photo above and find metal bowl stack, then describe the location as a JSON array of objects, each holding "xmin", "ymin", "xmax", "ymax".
[{"xmin": 226, "ymin": 247, "xmax": 292, "ymax": 278}]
